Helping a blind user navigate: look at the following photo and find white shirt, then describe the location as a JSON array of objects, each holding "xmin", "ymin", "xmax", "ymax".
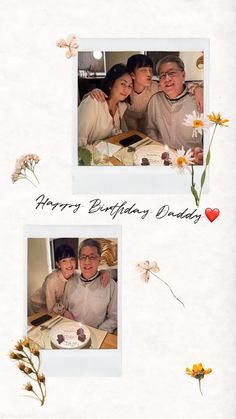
[
  {"xmin": 78, "ymin": 96, "xmax": 127, "ymax": 146},
  {"xmin": 62, "ymin": 273, "xmax": 117, "ymax": 332}
]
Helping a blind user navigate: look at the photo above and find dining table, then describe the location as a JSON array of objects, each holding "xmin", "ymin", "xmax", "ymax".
[
  {"xmin": 82, "ymin": 129, "xmax": 175, "ymax": 166},
  {"xmin": 28, "ymin": 310, "xmax": 117, "ymax": 350}
]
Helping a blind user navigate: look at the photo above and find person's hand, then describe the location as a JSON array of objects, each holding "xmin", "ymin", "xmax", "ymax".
[
  {"xmin": 100, "ymin": 269, "xmax": 110, "ymax": 287},
  {"xmin": 63, "ymin": 310, "xmax": 75, "ymax": 320},
  {"xmin": 193, "ymin": 147, "xmax": 203, "ymax": 165},
  {"xmin": 90, "ymin": 88, "xmax": 108, "ymax": 102},
  {"xmin": 194, "ymin": 86, "xmax": 203, "ymax": 113}
]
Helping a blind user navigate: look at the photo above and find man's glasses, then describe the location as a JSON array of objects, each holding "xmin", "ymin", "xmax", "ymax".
[
  {"xmin": 159, "ymin": 70, "xmax": 183, "ymax": 81},
  {"xmin": 79, "ymin": 255, "xmax": 99, "ymax": 261}
]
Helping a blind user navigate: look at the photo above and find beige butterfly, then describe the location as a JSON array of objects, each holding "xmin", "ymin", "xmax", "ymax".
[{"xmin": 56, "ymin": 34, "xmax": 78, "ymax": 58}]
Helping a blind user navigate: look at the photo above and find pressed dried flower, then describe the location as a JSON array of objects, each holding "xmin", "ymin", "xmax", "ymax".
[
  {"xmin": 30, "ymin": 345, "xmax": 40, "ymax": 357},
  {"xmin": 136, "ymin": 260, "xmax": 184, "ymax": 307},
  {"xmin": 24, "ymin": 366, "xmax": 33, "ymax": 374},
  {"xmin": 17, "ymin": 362, "xmax": 25, "ymax": 371},
  {"xmin": 10, "ymin": 338, "xmax": 46, "ymax": 406},
  {"xmin": 21, "ymin": 337, "xmax": 30, "ymax": 347},
  {"xmin": 38, "ymin": 373, "xmax": 45, "ymax": 383},
  {"xmin": 208, "ymin": 112, "xmax": 229, "ymax": 127},
  {"xmin": 11, "ymin": 153, "xmax": 40, "ymax": 187},
  {"xmin": 24, "ymin": 382, "xmax": 33, "ymax": 392},
  {"xmin": 9, "ymin": 351, "xmax": 24, "ymax": 360},
  {"xmin": 186, "ymin": 363, "xmax": 212, "ymax": 395},
  {"xmin": 15, "ymin": 341, "xmax": 23, "ymax": 351},
  {"xmin": 56, "ymin": 34, "xmax": 78, "ymax": 58}
]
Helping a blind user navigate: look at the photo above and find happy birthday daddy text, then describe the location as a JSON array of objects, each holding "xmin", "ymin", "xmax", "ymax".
[{"xmin": 34, "ymin": 194, "xmax": 202, "ymax": 224}]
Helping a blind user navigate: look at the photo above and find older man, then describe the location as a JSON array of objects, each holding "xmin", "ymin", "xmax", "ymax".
[
  {"xmin": 146, "ymin": 55, "xmax": 203, "ymax": 154},
  {"xmin": 62, "ymin": 238, "xmax": 117, "ymax": 333}
]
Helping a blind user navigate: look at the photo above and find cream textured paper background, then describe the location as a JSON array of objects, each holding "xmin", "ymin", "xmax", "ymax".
[{"xmin": 0, "ymin": 0, "xmax": 236, "ymax": 418}]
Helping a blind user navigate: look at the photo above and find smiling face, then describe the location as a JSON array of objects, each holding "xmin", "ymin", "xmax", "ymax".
[
  {"xmin": 79, "ymin": 246, "xmax": 101, "ymax": 280},
  {"xmin": 131, "ymin": 66, "xmax": 153, "ymax": 91},
  {"xmin": 56, "ymin": 257, "xmax": 76, "ymax": 280},
  {"xmin": 109, "ymin": 73, "xmax": 133, "ymax": 102},
  {"xmin": 159, "ymin": 62, "xmax": 185, "ymax": 98}
]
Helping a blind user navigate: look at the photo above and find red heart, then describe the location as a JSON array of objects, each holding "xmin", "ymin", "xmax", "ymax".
[{"xmin": 205, "ymin": 208, "xmax": 220, "ymax": 222}]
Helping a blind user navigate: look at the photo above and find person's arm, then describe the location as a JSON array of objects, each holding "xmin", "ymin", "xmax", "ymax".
[
  {"xmin": 99, "ymin": 281, "xmax": 117, "ymax": 333},
  {"xmin": 53, "ymin": 283, "xmax": 75, "ymax": 319},
  {"xmin": 100, "ymin": 269, "xmax": 111, "ymax": 287},
  {"xmin": 186, "ymin": 83, "xmax": 204, "ymax": 113},
  {"xmin": 45, "ymin": 280, "xmax": 58, "ymax": 313},
  {"xmin": 78, "ymin": 98, "xmax": 98, "ymax": 147},
  {"xmin": 87, "ymin": 88, "xmax": 108, "ymax": 102}
]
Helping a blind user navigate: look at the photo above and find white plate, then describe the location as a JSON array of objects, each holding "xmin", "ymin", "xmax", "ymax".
[
  {"xmin": 50, "ymin": 320, "xmax": 91, "ymax": 349},
  {"xmin": 134, "ymin": 144, "xmax": 176, "ymax": 166}
]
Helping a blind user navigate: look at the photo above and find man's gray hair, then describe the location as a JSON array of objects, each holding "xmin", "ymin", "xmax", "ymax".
[
  {"xmin": 156, "ymin": 55, "xmax": 185, "ymax": 75},
  {"xmin": 79, "ymin": 238, "xmax": 102, "ymax": 256}
]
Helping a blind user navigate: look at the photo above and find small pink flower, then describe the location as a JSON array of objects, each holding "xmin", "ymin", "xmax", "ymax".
[
  {"xmin": 136, "ymin": 261, "xmax": 160, "ymax": 282},
  {"xmin": 56, "ymin": 34, "xmax": 78, "ymax": 58}
]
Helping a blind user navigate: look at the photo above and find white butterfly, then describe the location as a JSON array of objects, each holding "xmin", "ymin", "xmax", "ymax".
[{"xmin": 56, "ymin": 34, "xmax": 78, "ymax": 58}]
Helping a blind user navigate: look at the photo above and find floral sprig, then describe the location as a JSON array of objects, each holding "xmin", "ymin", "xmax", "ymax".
[
  {"xmin": 186, "ymin": 362, "xmax": 212, "ymax": 395},
  {"xmin": 56, "ymin": 34, "xmax": 78, "ymax": 58},
  {"xmin": 190, "ymin": 112, "xmax": 229, "ymax": 207},
  {"xmin": 9, "ymin": 337, "xmax": 46, "ymax": 406},
  {"xmin": 173, "ymin": 111, "xmax": 229, "ymax": 207},
  {"xmin": 136, "ymin": 261, "xmax": 185, "ymax": 308},
  {"xmin": 11, "ymin": 154, "xmax": 40, "ymax": 188}
]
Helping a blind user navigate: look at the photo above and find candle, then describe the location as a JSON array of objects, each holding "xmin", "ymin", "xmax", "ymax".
[{"xmin": 161, "ymin": 145, "xmax": 170, "ymax": 161}]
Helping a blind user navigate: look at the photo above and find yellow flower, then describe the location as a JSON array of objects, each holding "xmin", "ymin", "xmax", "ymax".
[
  {"xmin": 186, "ymin": 363, "xmax": 212, "ymax": 380},
  {"xmin": 208, "ymin": 112, "xmax": 229, "ymax": 126}
]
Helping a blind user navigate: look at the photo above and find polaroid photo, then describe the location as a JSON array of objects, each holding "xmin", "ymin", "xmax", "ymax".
[
  {"xmin": 24, "ymin": 225, "xmax": 122, "ymax": 377},
  {"xmin": 72, "ymin": 38, "xmax": 209, "ymax": 194}
]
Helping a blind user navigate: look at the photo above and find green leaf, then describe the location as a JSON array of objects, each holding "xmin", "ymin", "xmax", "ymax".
[
  {"xmin": 78, "ymin": 147, "xmax": 92, "ymax": 166},
  {"xmin": 191, "ymin": 186, "xmax": 199, "ymax": 206},
  {"xmin": 201, "ymin": 169, "xmax": 206, "ymax": 188},
  {"xmin": 206, "ymin": 149, "xmax": 211, "ymax": 166}
]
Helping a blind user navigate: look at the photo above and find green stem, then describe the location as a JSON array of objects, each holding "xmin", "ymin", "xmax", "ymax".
[
  {"xmin": 150, "ymin": 271, "xmax": 185, "ymax": 308},
  {"xmin": 198, "ymin": 379, "xmax": 203, "ymax": 396},
  {"xmin": 197, "ymin": 124, "xmax": 217, "ymax": 206}
]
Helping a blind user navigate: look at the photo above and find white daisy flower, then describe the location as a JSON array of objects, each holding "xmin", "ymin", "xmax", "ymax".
[
  {"xmin": 171, "ymin": 147, "xmax": 194, "ymax": 174},
  {"xmin": 183, "ymin": 111, "xmax": 212, "ymax": 138}
]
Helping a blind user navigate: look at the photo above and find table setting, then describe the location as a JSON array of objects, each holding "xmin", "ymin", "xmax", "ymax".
[
  {"xmin": 28, "ymin": 313, "xmax": 115, "ymax": 350},
  {"xmin": 78, "ymin": 130, "xmax": 177, "ymax": 166}
]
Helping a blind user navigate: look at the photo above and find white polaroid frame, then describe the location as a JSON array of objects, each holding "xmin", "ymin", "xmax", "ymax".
[
  {"xmin": 24, "ymin": 224, "xmax": 122, "ymax": 377},
  {"xmin": 72, "ymin": 38, "xmax": 209, "ymax": 194}
]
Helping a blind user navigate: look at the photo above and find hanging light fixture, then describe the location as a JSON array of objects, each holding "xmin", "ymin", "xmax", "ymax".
[{"xmin": 93, "ymin": 51, "xmax": 102, "ymax": 60}]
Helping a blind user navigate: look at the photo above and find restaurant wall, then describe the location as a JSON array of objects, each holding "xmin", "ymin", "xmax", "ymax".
[
  {"xmin": 27, "ymin": 238, "xmax": 51, "ymax": 315},
  {"xmin": 105, "ymin": 51, "xmax": 142, "ymax": 71},
  {"xmin": 179, "ymin": 51, "xmax": 203, "ymax": 80}
]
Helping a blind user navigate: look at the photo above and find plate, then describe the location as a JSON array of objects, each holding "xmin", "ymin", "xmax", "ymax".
[
  {"xmin": 50, "ymin": 320, "xmax": 91, "ymax": 349},
  {"xmin": 133, "ymin": 144, "xmax": 176, "ymax": 166}
]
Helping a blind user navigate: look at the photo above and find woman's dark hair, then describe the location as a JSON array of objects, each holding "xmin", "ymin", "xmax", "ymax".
[
  {"xmin": 79, "ymin": 238, "xmax": 102, "ymax": 257},
  {"xmin": 127, "ymin": 54, "xmax": 153, "ymax": 73},
  {"xmin": 102, "ymin": 63, "xmax": 131, "ymax": 104},
  {"xmin": 55, "ymin": 245, "xmax": 77, "ymax": 262}
]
